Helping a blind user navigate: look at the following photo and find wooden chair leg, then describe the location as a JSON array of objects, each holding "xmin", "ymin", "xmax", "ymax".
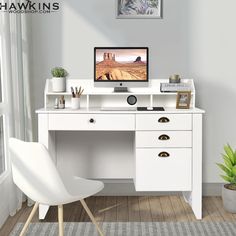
[
  {"xmin": 19, "ymin": 202, "xmax": 39, "ymax": 236},
  {"xmin": 58, "ymin": 205, "xmax": 64, "ymax": 236},
  {"xmin": 80, "ymin": 199, "xmax": 104, "ymax": 236}
]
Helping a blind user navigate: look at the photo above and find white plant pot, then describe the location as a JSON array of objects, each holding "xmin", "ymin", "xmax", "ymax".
[
  {"xmin": 52, "ymin": 77, "xmax": 66, "ymax": 92},
  {"xmin": 222, "ymin": 184, "xmax": 236, "ymax": 213},
  {"xmin": 71, "ymin": 97, "xmax": 80, "ymax": 109}
]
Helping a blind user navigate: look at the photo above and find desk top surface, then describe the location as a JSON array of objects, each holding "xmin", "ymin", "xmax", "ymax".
[{"xmin": 36, "ymin": 107, "xmax": 205, "ymax": 114}]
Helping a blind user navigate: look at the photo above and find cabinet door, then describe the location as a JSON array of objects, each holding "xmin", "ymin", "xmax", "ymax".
[{"xmin": 135, "ymin": 148, "xmax": 192, "ymax": 191}]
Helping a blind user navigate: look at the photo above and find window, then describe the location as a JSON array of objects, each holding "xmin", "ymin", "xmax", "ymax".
[
  {"xmin": 0, "ymin": 36, "xmax": 6, "ymax": 176},
  {"xmin": 0, "ymin": 116, "xmax": 5, "ymax": 174},
  {"xmin": 0, "ymin": 65, "xmax": 2, "ymax": 102}
]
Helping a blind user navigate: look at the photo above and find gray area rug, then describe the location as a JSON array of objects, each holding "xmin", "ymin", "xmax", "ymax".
[{"xmin": 10, "ymin": 222, "xmax": 236, "ymax": 236}]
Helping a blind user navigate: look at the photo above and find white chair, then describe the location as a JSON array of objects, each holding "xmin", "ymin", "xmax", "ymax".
[{"xmin": 9, "ymin": 138, "xmax": 104, "ymax": 236}]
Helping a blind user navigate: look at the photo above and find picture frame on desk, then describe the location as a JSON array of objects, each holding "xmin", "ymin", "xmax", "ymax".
[{"xmin": 176, "ymin": 91, "xmax": 191, "ymax": 109}]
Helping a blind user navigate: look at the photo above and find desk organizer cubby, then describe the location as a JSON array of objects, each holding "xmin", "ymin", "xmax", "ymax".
[{"xmin": 44, "ymin": 79, "xmax": 195, "ymax": 110}]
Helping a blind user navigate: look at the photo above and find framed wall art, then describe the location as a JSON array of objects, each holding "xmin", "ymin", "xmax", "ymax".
[{"xmin": 117, "ymin": 0, "xmax": 162, "ymax": 19}]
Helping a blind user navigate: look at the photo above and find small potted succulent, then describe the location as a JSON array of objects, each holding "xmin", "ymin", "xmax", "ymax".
[
  {"xmin": 217, "ymin": 144, "xmax": 236, "ymax": 213},
  {"xmin": 51, "ymin": 67, "xmax": 68, "ymax": 92}
]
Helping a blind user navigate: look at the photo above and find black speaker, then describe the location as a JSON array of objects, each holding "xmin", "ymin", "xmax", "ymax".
[{"xmin": 127, "ymin": 95, "xmax": 137, "ymax": 105}]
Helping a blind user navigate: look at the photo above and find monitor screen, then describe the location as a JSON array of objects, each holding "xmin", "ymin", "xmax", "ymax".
[{"xmin": 94, "ymin": 47, "xmax": 148, "ymax": 82}]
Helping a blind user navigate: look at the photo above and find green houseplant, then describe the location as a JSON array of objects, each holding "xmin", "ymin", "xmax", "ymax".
[
  {"xmin": 217, "ymin": 144, "xmax": 236, "ymax": 213},
  {"xmin": 51, "ymin": 67, "xmax": 68, "ymax": 92}
]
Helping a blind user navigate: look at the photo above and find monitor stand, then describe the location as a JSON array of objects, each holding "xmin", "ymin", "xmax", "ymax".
[{"xmin": 114, "ymin": 87, "xmax": 129, "ymax": 93}]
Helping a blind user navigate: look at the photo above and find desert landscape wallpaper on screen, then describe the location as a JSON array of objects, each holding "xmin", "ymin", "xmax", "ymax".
[{"xmin": 95, "ymin": 48, "xmax": 148, "ymax": 81}]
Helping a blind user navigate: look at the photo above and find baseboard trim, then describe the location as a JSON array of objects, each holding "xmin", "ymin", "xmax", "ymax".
[
  {"xmin": 203, "ymin": 183, "xmax": 223, "ymax": 196},
  {"xmin": 96, "ymin": 181, "xmax": 223, "ymax": 196}
]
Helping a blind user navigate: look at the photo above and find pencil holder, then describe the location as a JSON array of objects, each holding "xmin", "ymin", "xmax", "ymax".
[{"xmin": 71, "ymin": 97, "xmax": 80, "ymax": 109}]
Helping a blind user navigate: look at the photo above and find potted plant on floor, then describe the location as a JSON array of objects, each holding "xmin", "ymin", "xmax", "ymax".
[
  {"xmin": 51, "ymin": 67, "xmax": 68, "ymax": 92},
  {"xmin": 217, "ymin": 144, "xmax": 236, "ymax": 213}
]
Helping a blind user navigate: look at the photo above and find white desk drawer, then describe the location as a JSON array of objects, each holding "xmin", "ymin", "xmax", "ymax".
[
  {"xmin": 136, "ymin": 131, "xmax": 192, "ymax": 148},
  {"xmin": 136, "ymin": 114, "xmax": 192, "ymax": 130},
  {"xmin": 48, "ymin": 114, "xmax": 135, "ymax": 131},
  {"xmin": 135, "ymin": 148, "xmax": 192, "ymax": 191}
]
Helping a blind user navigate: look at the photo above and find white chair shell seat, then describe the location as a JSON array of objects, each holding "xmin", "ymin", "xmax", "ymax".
[
  {"xmin": 9, "ymin": 138, "xmax": 104, "ymax": 236},
  {"xmin": 58, "ymin": 176, "xmax": 104, "ymax": 206}
]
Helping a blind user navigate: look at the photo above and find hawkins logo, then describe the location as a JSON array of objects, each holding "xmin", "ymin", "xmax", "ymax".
[{"xmin": 0, "ymin": 0, "xmax": 60, "ymax": 14}]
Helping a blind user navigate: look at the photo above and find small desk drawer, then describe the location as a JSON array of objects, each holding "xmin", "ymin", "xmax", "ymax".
[
  {"xmin": 136, "ymin": 131, "xmax": 192, "ymax": 148},
  {"xmin": 135, "ymin": 148, "xmax": 192, "ymax": 191},
  {"xmin": 48, "ymin": 114, "xmax": 135, "ymax": 131},
  {"xmin": 136, "ymin": 114, "xmax": 192, "ymax": 131}
]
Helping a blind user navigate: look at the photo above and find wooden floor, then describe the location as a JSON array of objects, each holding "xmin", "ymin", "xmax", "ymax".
[{"xmin": 1, "ymin": 196, "xmax": 236, "ymax": 235}]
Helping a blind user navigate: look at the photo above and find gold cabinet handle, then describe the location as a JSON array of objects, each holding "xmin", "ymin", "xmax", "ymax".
[
  {"xmin": 158, "ymin": 134, "xmax": 170, "ymax": 140},
  {"xmin": 158, "ymin": 152, "xmax": 170, "ymax": 158},
  {"xmin": 158, "ymin": 117, "xmax": 170, "ymax": 123}
]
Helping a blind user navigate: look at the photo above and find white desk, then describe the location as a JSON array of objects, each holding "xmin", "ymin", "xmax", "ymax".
[
  {"xmin": 36, "ymin": 107, "xmax": 204, "ymax": 220},
  {"xmin": 36, "ymin": 79, "xmax": 204, "ymax": 220}
]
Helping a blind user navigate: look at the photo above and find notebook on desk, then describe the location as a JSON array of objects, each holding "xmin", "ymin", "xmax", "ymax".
[
  {"xmin": 160, "ymin": 83, "xmax": 192, "ymax": 92},
  {"xmin": 137, "ymin": 107, "xmax": 165, "ymax": 111}
]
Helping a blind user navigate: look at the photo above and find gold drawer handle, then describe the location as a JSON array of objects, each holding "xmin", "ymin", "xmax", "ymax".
[
  {"xmin": 158, "ymin": 152, "xmax": 170, "ymax": 158},
  {"xmin": 158, "ymin": 117, "xmax": 170, "ymax": 123},
  {"xmin": 158, "ymin": 134, "xmax": 170, "ymax": 140}
]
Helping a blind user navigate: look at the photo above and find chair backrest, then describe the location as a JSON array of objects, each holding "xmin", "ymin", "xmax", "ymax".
[{"xmin": 9, "ymin": 138, "xmax": 69, "ymax": 205}]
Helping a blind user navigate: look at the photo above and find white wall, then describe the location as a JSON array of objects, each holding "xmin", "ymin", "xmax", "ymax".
[
  {"xmin": 187, "ymin": 0, "xmax": 236, "ymax": 182},
  {"xmin": 30, "ymin": 0, "xmax": 236, "ymax": 183},
  {"xmin": 31, "ymin": 0, "xmax": 189, "ymax": 120}
]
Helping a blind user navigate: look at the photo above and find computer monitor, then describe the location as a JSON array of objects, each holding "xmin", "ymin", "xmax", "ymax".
[{"xmin": 94, "ymin": 47, "xmax": 149, "ymax": 92}]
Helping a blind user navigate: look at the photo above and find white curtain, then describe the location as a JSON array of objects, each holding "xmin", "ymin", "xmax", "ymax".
[{"xmin": 0, "ymin": 7, "xmax": 33, "ymax": 215}]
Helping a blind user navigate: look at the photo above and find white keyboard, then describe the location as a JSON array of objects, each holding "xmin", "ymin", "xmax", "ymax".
[
  {"xmin": 160, "ymin": 83, "xmax": 192, "ymax": 92},
  {"xmin": 100, "ymin": 107, "xmax": 137, "ymax": 111}
]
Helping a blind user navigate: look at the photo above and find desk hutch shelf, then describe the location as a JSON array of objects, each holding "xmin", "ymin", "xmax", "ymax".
[{"xmin": 44, "ymin": 79, "xmax": 195, "ymax": 109}]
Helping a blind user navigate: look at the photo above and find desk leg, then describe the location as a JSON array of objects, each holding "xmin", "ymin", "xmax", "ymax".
[
  {"xmin": 38, "ymin": 114, "xmax": 56, "ymax": 219},
  {"xmin": 191, "ymin": 114, "xmax": 203, "ymax": 220}
]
